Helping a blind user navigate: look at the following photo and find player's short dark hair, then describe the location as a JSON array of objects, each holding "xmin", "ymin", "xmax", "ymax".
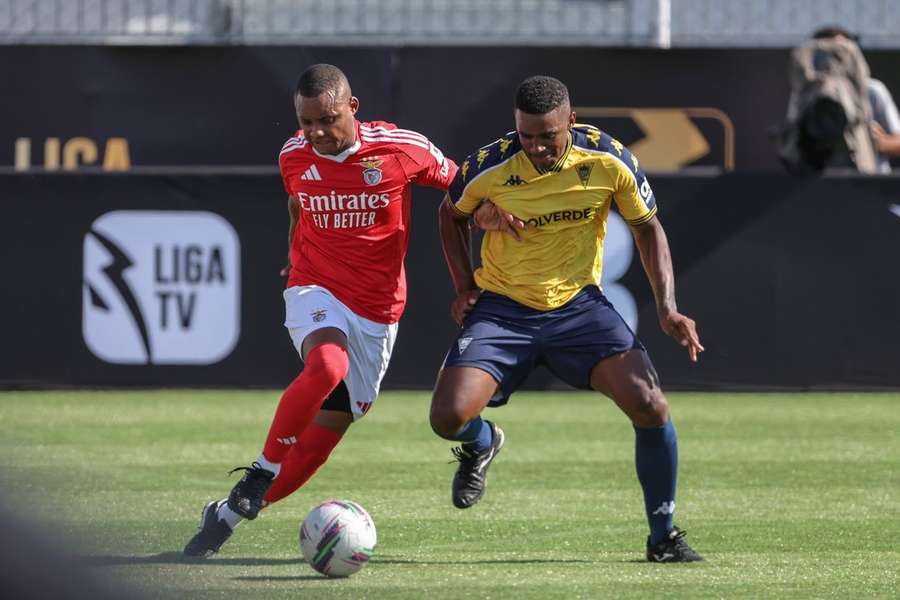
[
  {"xmin": 295, "ymin": 64, "xmax": 350, "ymax": 98},
  {"xmin": 812, "ymin": 26, "xmax": 860, "ymax": 42},
  {"xmin": 515, "ymin": 76, "xmax": 570, "ymax": 115}
]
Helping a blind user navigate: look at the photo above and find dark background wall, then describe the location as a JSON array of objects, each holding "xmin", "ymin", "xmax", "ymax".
[
  {"xmin": 3, "ymin": 46, "xmax": 900, "ymax": 390},
  {"xmin": 4, "ymin": 173, "xmax": 899, "ymax": 390},
  {"xmin": 8, "ymin": 45, "xmax": 900, "ymax": 172}
]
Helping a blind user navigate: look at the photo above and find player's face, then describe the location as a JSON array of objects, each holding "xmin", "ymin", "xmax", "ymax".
[
  {"xmin": 515, "ymin": 104, "xmax": 575, "ymax": 171},
  {"xmin": 296, "ymin": 90, "xmax": 359, "ymax": 155}
]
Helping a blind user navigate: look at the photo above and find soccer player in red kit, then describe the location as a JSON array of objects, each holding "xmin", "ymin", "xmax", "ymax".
[{"xmin": 184, "ymin": 64, "xmax": 457, "ymax": 557}]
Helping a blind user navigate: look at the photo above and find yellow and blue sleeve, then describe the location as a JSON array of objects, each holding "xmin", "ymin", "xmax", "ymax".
[
  {"xmin": 599, "ymin": 133, "xmax": 657, "ymax": 226},
  {"xmin": 448, "ymin": 133, "xmax": 518, "ymax": 216}
]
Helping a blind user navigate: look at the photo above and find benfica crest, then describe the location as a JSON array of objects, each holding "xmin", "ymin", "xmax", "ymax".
[{"xmin": 356, "ymin": 157, "xmax": 384, "ymax": 186}]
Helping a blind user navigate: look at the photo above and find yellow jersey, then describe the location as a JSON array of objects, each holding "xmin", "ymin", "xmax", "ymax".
[{"xmin": 448, "ymin": 125, "xmax": 657, "ymax": 310}]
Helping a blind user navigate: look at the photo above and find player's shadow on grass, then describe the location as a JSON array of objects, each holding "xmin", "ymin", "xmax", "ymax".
[
  {"xmin": 234, "ymin": 575, "xmax": 324, "ymax": 582},
  {"xmin": 372, "ymin": 555, "xmax": 602, "ymax": 565},
  {"xmin": 80, "ymin": 552, "xmax": 303, "ymax": 567}
]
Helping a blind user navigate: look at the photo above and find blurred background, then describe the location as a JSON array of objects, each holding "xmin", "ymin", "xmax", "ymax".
[{"xmin": 2, "ymin": 0, "xmax": 899, "ymax": 391}]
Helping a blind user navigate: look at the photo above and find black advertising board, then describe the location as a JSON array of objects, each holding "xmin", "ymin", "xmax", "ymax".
[
  {"xmin": 6, "ymin": 45, "xmax": 900, "ymax": 174},
  {"xmin": 3, "ymin": 172, "xmax": 899, "ymax": 390}
]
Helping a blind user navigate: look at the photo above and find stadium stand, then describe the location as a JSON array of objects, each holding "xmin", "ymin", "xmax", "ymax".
[{"xmin": 1, "ymin": 0, "xmax": 899, "ymax": 48}]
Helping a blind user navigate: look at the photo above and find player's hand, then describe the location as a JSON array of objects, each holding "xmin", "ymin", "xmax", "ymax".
[
  {"xmin": 659, "ymin": 310, "xmax": 705, "ymax": 362},
  {"xmin": 280, "ymin": 263, "xmax": 290, "ymax": 277},
  {"xmin": 451, "ymin": 289, "xmax": 482, "ymax": 326},
  {"xmin": 871, "ymin": 122, "xmax": 889, "ymax": 152},
  {"xmin": 474, "ymin": 200, "xmax": 527, "ymax": 241}
]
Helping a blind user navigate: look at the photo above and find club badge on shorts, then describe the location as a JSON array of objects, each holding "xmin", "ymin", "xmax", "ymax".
[
  {"xmin": 311, "ymin": 308, "xmax": 327, "ymax": 322},
  {"xmin": 356, "ymin": 157, "xmax": 384, "ymax": 186}
]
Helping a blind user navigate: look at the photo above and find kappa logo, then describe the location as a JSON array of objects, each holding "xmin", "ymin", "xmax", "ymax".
[
  {"xmin": 311, "ymin": 308, "xmax": 327, "ymax": 322},
  {"xmin": 503, "ymin": 174, "xmax": 526, "ymax": 186},
  {"xmin": 355, "ymin": 157, "xmax": 384, "ymax": 186},
  {"xmin": 457, "ymin": 337, "xmax": 473, "ymax": 354},
  {"xmin": 652, "ymin": 501, "xmax": 676, "ymax": 516},
  {"xmin": 82, "ymin": 211, "xmax": 240, "ymax": 365},
  {"xmin": 300, "ymin": 164, "xmax": 323, "ymax": 181},
  {"xmin": 610, "ymin": 138, "xmax": 624, "ymax": 155}
]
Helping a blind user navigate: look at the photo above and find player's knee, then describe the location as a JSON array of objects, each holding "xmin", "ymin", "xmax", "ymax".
[
  {"xmin": 429, "ymin": 408, "xmax": 459, "ymax": 439},
  {"xmin": 429, "ymin": 396, "xmax": 466, "ymax": 439},
  {"xmin": 305, "ymin": 343, "xmax": 349, "ymax": 389},
  {"xmin": 630, "ymin": 390, "xmax": 669, "ymax": 427}
]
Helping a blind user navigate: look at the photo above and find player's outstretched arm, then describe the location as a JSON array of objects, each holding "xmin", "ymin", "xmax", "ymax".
[
  {"xmin": 630, "ymin": 216, "xmax": 705, "ymax": 362},
  {"xmin": 438, "ymin": 195, "xmax": 481, "ymax": 325},
  {"xmin": 473, "ymin": 200, "xmax": 527, "ymax": 241}
]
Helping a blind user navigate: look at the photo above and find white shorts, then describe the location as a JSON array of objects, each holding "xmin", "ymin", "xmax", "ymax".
[{"xmin": 283, "ymin": 285, "xmax": 398, "ymax": 420}]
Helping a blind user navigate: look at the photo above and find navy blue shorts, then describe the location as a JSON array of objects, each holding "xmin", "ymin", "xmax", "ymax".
[{"xmin": 443, "ymin": 285, "xmax": 644, "ymax": 406}]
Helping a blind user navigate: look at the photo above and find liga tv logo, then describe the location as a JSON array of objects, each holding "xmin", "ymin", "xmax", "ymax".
[{"xmin": 82, "ymin": 211, "xmax": 241, "ymax": 365}]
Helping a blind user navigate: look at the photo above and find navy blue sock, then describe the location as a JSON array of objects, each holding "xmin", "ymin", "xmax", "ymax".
[
  {"xmin": 447, "ymin": 416, "xmax": 493, "ymax": 453},
  {"xmin": 634, "ymin": 419, "xmax": 678, "ymax": 545}
]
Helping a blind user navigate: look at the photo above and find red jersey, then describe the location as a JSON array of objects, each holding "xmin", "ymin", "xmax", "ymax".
[{"xmin": 279, "ymin": 120, "xmax": 457, "ymax": 324}]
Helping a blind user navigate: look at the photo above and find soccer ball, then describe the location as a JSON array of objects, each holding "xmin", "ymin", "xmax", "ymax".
[{"xmin": 299, "ymin": 500, "xmax": 377, "ymax": 577}]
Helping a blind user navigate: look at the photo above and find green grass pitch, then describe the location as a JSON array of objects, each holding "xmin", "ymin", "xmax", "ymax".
[{"xmin": 0, "ymin": 390, "xmax": 897, "ymax": 599}]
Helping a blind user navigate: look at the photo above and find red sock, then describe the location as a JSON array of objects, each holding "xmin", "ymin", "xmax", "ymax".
[
  {"xmin": 262, "ymin": 343, "xmax": 348, "ymax": 463},
  {"xmin": 263, "ymin": 422, "xmax": 343, "ymax": 504}
]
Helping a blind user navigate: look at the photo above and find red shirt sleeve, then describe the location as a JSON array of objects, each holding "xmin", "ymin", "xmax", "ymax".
[
  {"xmin": 391, "ymin": 131, "xmax": 458, "ymax": 191},
  {"xmin": 278, "ymin": 155, "xmax": 292, "ymax": 195},
  {"xmin": 278, "ymin": 133, "xmax": 304, "ymax": 195}
]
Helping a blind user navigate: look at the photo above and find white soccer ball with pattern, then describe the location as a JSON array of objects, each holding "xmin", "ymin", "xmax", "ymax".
[{"xmin": 299, "ymin": 500, "xmax": 377, "ymax": 577}]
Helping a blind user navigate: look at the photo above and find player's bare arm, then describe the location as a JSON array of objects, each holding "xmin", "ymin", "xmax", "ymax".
[
  {"xmin": 630, "ymin": 216, "xmax": 704, "ymax": 362},
  {"xmin": 438, "ymin": 195, "xmax": 481, "ymax": 325},
  {"xmin": 473, "ymin": 199, "xmax": 527, "ymax": 241},
  {"xmin": 870, "ymin": 122, "xmax": 900, "ymax": 155},
  {"xmin": 281, "ymin": 195, "xmax": 300, "ymax": 277}
]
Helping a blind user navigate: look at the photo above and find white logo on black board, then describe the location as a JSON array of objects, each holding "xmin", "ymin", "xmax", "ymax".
[
  {"xmin": 82, "ymin": 211, "xmax": 241, "ymax": 365},
  {"xmin": 601, "ymin": 212, "xmax": 638, "ymax": 332}
]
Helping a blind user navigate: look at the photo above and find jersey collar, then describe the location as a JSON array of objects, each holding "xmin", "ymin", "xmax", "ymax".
[
  {"xmin": 539, "ymin": 132, "xmax": 573, "ymax": 174},
  {"xmin": 312, "ymin": 120, "xmax": 362, "ymax": 163}
]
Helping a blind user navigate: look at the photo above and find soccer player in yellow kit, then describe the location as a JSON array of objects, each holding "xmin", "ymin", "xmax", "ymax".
[{"xmin": 430, "ymin": 75, "xmax": 705, "ymax": 562}]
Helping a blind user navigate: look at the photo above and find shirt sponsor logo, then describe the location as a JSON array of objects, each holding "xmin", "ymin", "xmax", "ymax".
[
  {"xmin": 297, "ymin": 190, "xmax": 390, "ymax": 229},
  {"xmin": 524, "ymin": 208, "xmax": 594, "ymax": 227},
  {"xmin": 82, "ymin": 211, "xmax": 240, "ymax": 365}
]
